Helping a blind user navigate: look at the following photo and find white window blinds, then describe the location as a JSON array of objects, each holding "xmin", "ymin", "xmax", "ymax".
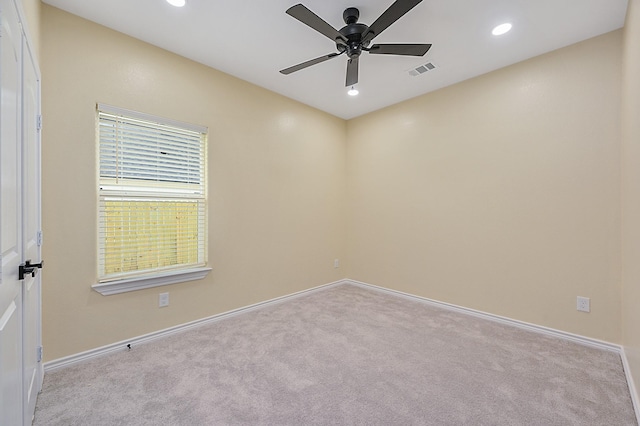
[{"xmin": 97, "ymin": 104, "xmax": 207, "ymax": 282}]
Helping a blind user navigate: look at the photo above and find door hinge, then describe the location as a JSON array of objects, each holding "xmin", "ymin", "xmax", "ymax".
[
  {"xmin": 36, "ymin": 346, "xmax": 43, "ymax": 363},
  {"xmin": 36, "ymin": 114, "xmax": 42, "ymax": 131},
  {"xmin": 36, "ymin": 230, "xmax": 43, "ymax": 246}
]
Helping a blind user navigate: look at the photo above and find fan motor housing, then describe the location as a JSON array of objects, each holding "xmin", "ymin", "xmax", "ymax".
[
  {"xmin": 339, "ymin": 23, "xmax": 369, "ymax": 57},
  {"xmin": 339, "ymin": 22, "xmax": 368, "ymax": 39},
  {"xmin": 338, "ymin": 8, "xmax": 371, "ymax": 57}
]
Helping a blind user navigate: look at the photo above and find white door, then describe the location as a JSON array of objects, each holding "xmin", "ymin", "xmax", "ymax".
[
  {"xmin": 0, "ymin": 0, "xmax": 25, "ymax": 423},
  {"xmin": 21, "ymin": 31, "xmax": 42, "ymax": 424},
  {"xmin": 1, "ymin": 0, "xmax": 42, "ymax": 424}
]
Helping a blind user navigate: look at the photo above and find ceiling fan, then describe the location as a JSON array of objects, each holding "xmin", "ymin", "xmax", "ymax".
[{"xmin": 279, "ymin": 0, "xmax": 432, "ymax": 87}]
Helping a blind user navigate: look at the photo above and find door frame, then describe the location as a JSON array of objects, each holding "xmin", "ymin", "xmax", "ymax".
[{"xmin": 21, "ymin": 17, "xmax": 43, "ymax": 423}]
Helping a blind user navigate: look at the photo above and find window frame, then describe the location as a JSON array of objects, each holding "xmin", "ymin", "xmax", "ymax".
[{"xmin": 92, "ymin": 104, "xmax": 210, "ymax": 295}]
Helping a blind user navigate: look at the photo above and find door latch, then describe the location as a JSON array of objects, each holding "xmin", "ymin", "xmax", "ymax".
[{"xmin": 18, "ymin": 259, "xmax": 44, "ymax": 280}]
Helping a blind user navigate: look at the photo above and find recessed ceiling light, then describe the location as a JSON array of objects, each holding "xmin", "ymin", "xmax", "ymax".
[
  {"xmin": 347, "ymin": 86, "xmax": 359, "ymax": 96},
  {"xmin": 167, "ymin": 0, "xmax": 186, "ymax": 7},
  {"xmin": 492, "ymin": 23, "xmax": 512, "ymax": 36}
]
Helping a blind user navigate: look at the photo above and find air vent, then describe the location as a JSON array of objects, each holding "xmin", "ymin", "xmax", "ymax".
[{"xmin": 408, "ymin": 62, "xmax": 436, "ymax": 77}]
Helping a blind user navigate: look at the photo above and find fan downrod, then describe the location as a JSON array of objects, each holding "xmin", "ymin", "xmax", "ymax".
[{"xmin": 343, "ymin": 7, "xmax": 359, "ymax": 24}]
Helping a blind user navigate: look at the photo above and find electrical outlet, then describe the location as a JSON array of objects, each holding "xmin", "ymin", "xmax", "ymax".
[
  {"xmin": 159, "ymin": 292, "xmax": 169, "ymax": 308},
  {"xmin": 577, "ymin": 296, "xmax": 590, "ymax": 313},
  {"xmin": 334, "ymin": 259, "xmax": 340, "ymax": 268}
]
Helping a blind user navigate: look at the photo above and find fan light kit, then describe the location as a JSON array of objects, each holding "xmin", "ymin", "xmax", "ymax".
[
  {"xmin": 166, "ymin": 0, "xmax": 185, "ymax": 7},
  {"xmin": 280, "ymin": 0, "xmax": 432, "ymax": 87},
  {"xmin": 347, "ymin": 86, "xmax": 359, "ymax": 96},
  {"xmin": 492, "ymin": 23, "xmax": 512, "ymax": 36}
]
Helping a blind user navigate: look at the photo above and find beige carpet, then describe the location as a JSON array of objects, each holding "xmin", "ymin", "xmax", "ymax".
[{"xmin": 34, "ymin": 284, "xmax": 637, "ymax": 425}]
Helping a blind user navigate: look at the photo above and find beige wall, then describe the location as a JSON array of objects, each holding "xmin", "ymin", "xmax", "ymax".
[
  {"xmin": 622, "ymin": 0, "xmax": 640, "ymax": 399},
  {"xmin": 41, "ymin": 5, "xmax": 347, "ymax": 361},
  {"xmin": 347, "ymin": 31, "xmax": 623, "ymax": 342},
  {"xmin": 40, "ymin": 1, "xmax": 631, "ymax": 365}
]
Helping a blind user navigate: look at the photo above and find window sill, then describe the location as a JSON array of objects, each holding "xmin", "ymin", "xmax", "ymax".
[{"xmin": 92, "ymin": 267, "xmax": 212, "ymax": 295}]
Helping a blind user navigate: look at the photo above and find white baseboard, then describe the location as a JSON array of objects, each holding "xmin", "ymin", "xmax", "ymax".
[
  {"xmin": 44, "ymin": 279, "xmax": 348, "ymax": 372},
  {"xmin": 346, "ymin": 279, "xmax": 640, "ymax": 422},
  {"xmin": 346, "ymin": 279, "xmax": 621, "ymax": 352},
  {"xmin": 43, "ymin": 277, "xmax": 640, "ymax": 423},
  {"xmin": 621, "ymin": 347, "xmax": 640, "ymax": 426}
]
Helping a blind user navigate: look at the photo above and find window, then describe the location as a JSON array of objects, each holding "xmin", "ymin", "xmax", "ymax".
[{"xmin": 93, "ymin": 104, "xmax": 209, "ymax": 295}]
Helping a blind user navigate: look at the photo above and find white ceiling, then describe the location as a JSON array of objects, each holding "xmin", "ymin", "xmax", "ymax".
[{"xmin": 42, "ymin": 0, "xmax": 628, "ymax": 119}]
